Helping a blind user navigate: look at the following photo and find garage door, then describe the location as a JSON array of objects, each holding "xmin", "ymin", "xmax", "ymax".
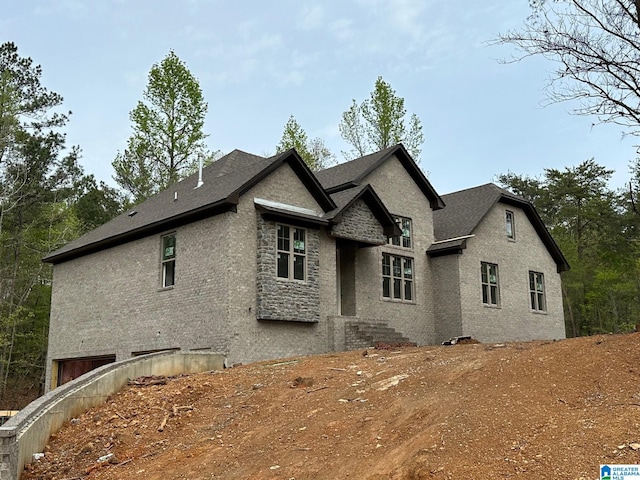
[{"xmin": 57, "ymin": 355, "xmax": 116, "ymax": 386}]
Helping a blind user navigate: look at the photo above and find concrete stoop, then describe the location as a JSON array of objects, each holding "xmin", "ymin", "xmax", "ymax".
[{"xmin": 345, "ymin": 320, "xmax": 413, "ymax": 349}]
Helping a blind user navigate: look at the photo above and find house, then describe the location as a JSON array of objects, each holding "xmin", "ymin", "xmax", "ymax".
[{"xmin": 42, "ymin": 145, "xmax": 568, "ymax": 391}]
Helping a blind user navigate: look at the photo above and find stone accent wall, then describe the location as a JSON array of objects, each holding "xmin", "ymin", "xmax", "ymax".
[
  {"xmin": 330, "ymin": 198, "xmax": 386, "ymax": 245},
  {"xmin": 256, "ymin": 215, "xmax": 321, "ymax": 322},
  {"xmin": 205, "ymin": 162, "xmax": 331, "ymax": 366}
]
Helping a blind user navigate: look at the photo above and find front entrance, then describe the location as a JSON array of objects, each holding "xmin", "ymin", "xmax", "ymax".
[{"xmin": 337, "ymin": 242, "xmax": 357, "ymax": 316}]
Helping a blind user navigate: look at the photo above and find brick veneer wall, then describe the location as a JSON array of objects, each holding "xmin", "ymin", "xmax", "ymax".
[
  {"xmin": 430, "ymin": 253, "xmax": 464, "ymax": 342},
  {"xmin": 457, "ymin": 203, "xmax": 566, "ymax": 342},
  {"xmin": 45, "ymin": 162, "xmax": 335, "ymax": 388},
  {"xmin": 45, "ymin": 212, "xmax": 233, "ymax": 391},
  {"xmin": 222, "ymin": 162, "xmax": 334, "ymax": 365}
]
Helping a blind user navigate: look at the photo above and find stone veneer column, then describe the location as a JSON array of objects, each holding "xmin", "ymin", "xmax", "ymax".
[{"xmin": 256, "ymin": 215, "xmax": 321, "ymax": 322}]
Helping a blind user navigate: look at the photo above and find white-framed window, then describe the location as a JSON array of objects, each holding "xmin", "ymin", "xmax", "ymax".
[
  {"xmin": 388, "ymin": 216, "xmax": 412, "ymax": 249},
  {"xmin": 506, "ymin": 210, "xmax": 515, "ymax": 240},
  {"xmin": 480, "ymin": 262, "xmax": 499, "ymax": 306},
  {"xmin": 277, "ymin": 224, "xmax": 306, "ymax": 281},
  {"xmin": 529, "ymin": 271, "xmax": 546, "ymax": 311},
  {"xmin": 382, "ymin": 253, "xmax": 413, "ymax": 301},
  {"xmin": 161, "ymin": 233, "xmax": 176, "ymax": 287}
]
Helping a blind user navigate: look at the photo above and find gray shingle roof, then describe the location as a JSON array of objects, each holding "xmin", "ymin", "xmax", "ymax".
[
  {"xmin": 326, "ymin": 185, "xmax": 369, "ymax": 214},
  {"xmin": 429, "ymin": 183, "xmax": 569, "ymax": 272},
  {"xmin": 316, "ymin": 144, "xmax": 445, "ymax": 210},
  {"xmin": 433, "ymin": 183, "xmax": 520, "ymax": 241},
  {"xmin": 44, "ymin": 149, "xmax": 335, "ymax": 264}
]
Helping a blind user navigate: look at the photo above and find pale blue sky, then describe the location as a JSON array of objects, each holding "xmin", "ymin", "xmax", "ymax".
[{"xmin": 3, "ymin": 1, "xmax": 636, "ymax": 195}]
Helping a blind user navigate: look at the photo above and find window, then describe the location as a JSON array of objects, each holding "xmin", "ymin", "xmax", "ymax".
[
  {"xmin": 161, "ymin": 234, "xmax": 176, "ymax": 287},
  {"xmin": 382, "ymin": 253, "xmax": 413, "ymax": 301},
  {"xmin": 529, "ymin": 271, "xmax": 546, "ymax": 311},
  {"xmin": 480, "ymin": 262, "xmax": 499, "ymax": 306},
  {"xmin": 505, "ymin": 210, "xmax": 515, "ymax": 240},
  {"xmin": 277, "ymin": 224, "xmax": 306, "ymax": 281},
  {"xmin": 388, "ymin": 216, "xmax": 412, "ymax": 249}
]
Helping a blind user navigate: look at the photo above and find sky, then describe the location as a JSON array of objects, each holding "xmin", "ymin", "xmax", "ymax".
[{"xmin": 2, "ymin": 1, "xmax": 637, "ymax": 195}]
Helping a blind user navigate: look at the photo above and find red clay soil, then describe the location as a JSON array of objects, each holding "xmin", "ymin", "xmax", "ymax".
[{"xmin": 22, "ymin": 333, "xmax": 640, "ymax": 479}]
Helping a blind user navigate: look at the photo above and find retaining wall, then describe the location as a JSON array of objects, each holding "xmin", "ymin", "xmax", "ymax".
[{"xmin": 0, "ymin": 351, "xmax": 225, "ymax": 480}]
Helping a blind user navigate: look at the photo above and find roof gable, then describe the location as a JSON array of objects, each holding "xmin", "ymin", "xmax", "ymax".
[
  {"xmin": 429, "ymin": 183, "xmax": 569, "ymax": 272},
  {"xmin": 238, "ymin": 149, "xmax": 335, "ymax": 212},
  {"xmin": 315, "ymin": 144, "xmax": 445, "ymax": 210},
  {"xmin": 44, "ymin": 149, "xmax": 335, "ymax": 264},
  {"xmin": 326, "ymin": 184, "xmax": 401, "ymax": 237}
]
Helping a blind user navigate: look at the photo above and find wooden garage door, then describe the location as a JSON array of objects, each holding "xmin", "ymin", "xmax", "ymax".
[{"xmin": 57, "ymin": 355, "xmax": 116, "ymax": 386}]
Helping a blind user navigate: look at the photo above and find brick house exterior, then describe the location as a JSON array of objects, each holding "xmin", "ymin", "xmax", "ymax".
[
  {"xmin": 428, "ymin": 184, "xmax": 567, "ymax": 343},
  {"xmin": 43, "ymin": 145, "xmax": 569, "ymax": 391}
]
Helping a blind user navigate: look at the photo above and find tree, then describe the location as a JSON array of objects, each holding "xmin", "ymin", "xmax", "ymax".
[
  {"xmin": 0, "ymin": 42, "xmax": 84, "ymax": 402},
  {"xmin": 72, "ymin": 175, "xmax": 126, "ymax": 234},
  {"xmin": 339, "ymin": 76, "xmax": 424, "ymax": 161},
  {"xmin": 493, "ymin": 1, "xmax": 640, "ymax": 136},
  {"xmin": 113, "ymin": 51, "xmax": 210, "ymax": 203},
  {"xmin": 276, "ymin": 115, "xmax": 335, "ymax": 171}
]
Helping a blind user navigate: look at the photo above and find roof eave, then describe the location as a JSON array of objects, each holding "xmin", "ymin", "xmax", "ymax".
[
  {"xmin": 426, "ymin": 240, "xmax": 467, "ymax": 257},
  {"xmin": 235, "ymin": 149, "xmax": 337, "ymax": 212},
  {"xmin": 357, "ymin": 144, "xmax": 445, "ymax": 210},
  {"xmin": 325, "ymin": 181, "xmax": 359, "ymax": 195},
  {"xmin": 255, "ymin": 204, "xmax": 329, "ymax": 228},
  {"xmin": 43, "ymin": 198, "xmax": 238, "ymax": 264}
]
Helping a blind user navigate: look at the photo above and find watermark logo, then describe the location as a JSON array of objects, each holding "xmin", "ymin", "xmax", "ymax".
[{"xmin": 601, "ymin": 465, "xmax": 640, "ymax": 479}]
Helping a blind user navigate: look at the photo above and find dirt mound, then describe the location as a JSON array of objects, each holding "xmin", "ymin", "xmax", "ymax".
[{"xmin": 22, "ymin": 333, "xmax": 640, "ymax": 479}]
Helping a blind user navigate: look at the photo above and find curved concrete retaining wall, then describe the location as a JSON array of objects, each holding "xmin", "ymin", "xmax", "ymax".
[{"xmin": 0, "ymin": 351, "xmax": 225, "ymax": 480}]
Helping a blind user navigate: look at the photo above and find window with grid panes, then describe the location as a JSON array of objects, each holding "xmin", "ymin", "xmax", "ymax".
[
  {"xmin": 480, "ymin": 262, "xmax": 499, "ymax": 306},
  {"xmin": 506, "ymin": 210, "xmax": 515, "ymax": 240},
  {"xmin": 382, "ymin": 253, "xmax": 413, "ymax": 301},
  {"xmin": 529, "ymin": 271, "xmax": 546, "ymax": 311},
  {"xmin": 161, "ymin": 234, "xmax": 176, "ymax": 287},
  {"xmin": 388, "ymin": 216, "xmax": 412, "ymax": 249},
  {"xmin": 277, "ymin": 224, "xmax": 306, "ymax": 281}
]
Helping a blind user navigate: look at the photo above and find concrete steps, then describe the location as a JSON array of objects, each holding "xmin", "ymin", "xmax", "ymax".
[{"xmin": 345, "ymin": 321, "xmax": 413, "ymax": 349}]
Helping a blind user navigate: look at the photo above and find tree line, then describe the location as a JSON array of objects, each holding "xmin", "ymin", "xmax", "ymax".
[{"xmin": 0, "ymin": 42, "xmax": 124, "ymax": 404}]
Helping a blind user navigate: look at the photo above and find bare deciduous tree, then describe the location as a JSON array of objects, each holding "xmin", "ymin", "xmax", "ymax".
[{"xmin": 493, "ymin": 1, "xmax": 640, "ymax": 135}]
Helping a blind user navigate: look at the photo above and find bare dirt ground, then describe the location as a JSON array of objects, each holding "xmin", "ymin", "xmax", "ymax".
[{"xmin": 22, "ymin": 333, "xmax": 640, "ymax": 479}]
